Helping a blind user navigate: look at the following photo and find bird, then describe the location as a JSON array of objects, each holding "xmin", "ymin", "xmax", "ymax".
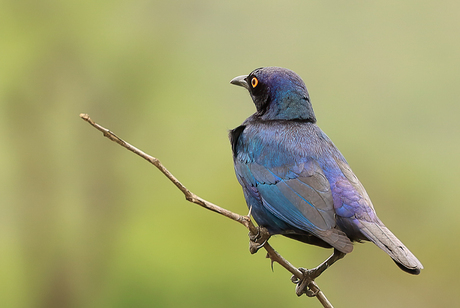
[{"xmin": 229, "ymin": 67, "xmax": 423, "ymax": 283}]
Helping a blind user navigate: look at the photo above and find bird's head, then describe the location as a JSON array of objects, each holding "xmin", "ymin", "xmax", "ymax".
[{"xmin": 230, "ymin": 67, "xmax": 316, "ymax": 122}]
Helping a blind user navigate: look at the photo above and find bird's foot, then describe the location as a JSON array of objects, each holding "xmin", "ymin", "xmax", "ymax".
[
  {"xmin": 291, "ymin": 267, "xmax": 321, "ymax": 297},
  {"xmin": 290, "ymin": 249, "xmax": 346, "ymax": 297},
  {"xmin": 248, "ymin": 226, "xmax": 271, "ymax": 254}
]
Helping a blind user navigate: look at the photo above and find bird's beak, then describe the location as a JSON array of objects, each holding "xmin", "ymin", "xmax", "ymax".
[{"xmin": 230, "ymin": 75, "xmax": 249, "ymax": 89}]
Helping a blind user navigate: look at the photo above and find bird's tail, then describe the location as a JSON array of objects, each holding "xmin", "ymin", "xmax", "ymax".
[{"xmin": 358, "ymin": 219, "xmax": 423, "ymax": 275}]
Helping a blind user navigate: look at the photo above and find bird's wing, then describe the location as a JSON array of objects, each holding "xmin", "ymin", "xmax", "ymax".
[
  {"xmin": 235, "ymin": 157, "xmax": 353, "ymax": 253},
  {"xmin": 333, "ymin": 159, "xmax": 423, "ymax": 272}
]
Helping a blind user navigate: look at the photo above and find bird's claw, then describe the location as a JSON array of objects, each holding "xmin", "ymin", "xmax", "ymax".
[
  {"xmin": 291, "ymin": 268, "xmax": 320, "ymax": 297},
  {"xmin": 248, "ymin": 226, "xmax": 270, "ymax": 254}
]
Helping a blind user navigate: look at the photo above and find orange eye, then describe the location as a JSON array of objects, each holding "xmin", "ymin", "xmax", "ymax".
[{"xmin": 251, "ymin": 77, "xmax": 258, "ymax": 88}]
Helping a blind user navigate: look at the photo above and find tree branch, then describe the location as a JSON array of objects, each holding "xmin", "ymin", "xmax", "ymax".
[{"xmin": 79, "ymin": 113, "xmax": 334, "ymax": 308}]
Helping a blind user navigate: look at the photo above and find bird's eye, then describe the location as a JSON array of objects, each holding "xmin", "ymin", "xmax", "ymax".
[{"xmin": 251, "ymin": 77, "xmax": 258, "ymax": 88}]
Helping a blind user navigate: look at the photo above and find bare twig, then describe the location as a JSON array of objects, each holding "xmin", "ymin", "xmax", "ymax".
[{"xmin": 79, "ymin": 113, "xmax": 334, "ymax": 308}]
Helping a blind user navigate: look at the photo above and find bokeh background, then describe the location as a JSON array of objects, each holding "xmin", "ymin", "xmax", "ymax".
[{"xmin": 1, "ymin": 1, "xmax": 459, "ymax": 307}]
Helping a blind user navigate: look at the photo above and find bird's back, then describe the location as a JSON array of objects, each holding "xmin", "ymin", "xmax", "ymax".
[{"xmin": 232, "ymin": 118, "xmax": 354, "ymax": 253}]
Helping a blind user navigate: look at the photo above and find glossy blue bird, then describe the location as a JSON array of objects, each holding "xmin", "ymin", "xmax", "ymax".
[{"xmin": 229, "ymin": 67, "xmax": 423, "ymax": 280}]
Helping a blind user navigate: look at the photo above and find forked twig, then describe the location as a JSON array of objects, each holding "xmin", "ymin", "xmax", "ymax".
[{"xmin": 79, "ymin": 113, "xmax": 333, "ymax": 308}]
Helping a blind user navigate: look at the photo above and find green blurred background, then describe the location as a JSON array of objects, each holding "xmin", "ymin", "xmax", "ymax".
[{"xmin": 1, "ymin": 0, "xmax": 459, "ymax": 307}]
